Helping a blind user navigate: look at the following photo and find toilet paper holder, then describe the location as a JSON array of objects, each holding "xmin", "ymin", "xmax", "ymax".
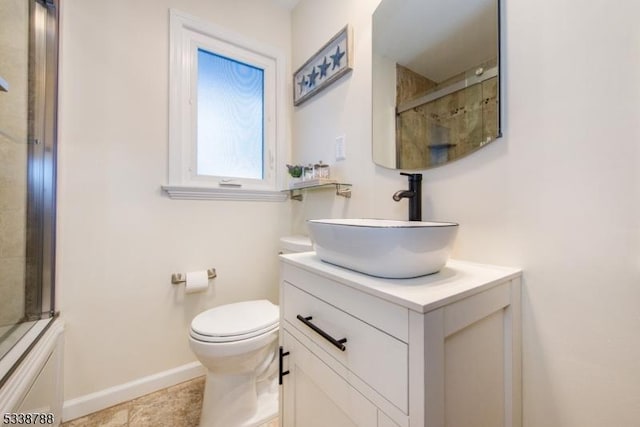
[{"xmin": 171, "ymin": 268, "xmax": 217, "ymax": 285}]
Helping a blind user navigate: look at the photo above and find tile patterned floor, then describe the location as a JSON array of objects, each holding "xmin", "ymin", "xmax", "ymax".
[{"xmin": 61, "ymin": 376, "xmax": 279, "ymax": 427}]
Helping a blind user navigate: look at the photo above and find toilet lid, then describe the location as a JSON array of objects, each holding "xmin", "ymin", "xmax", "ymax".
[{"xmin": 190, "ymin": 300, "xmax": 279, "ymax": 339}]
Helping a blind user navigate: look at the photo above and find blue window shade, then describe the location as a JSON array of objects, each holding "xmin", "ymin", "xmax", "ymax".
[{"xmin": 197, "ymin": 48, "xmax": 264, "ymax": 180}]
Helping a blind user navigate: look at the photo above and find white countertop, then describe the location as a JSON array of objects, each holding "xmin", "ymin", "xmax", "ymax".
[{"xmin": 280, "ymin": 252, "xmax": 522, "ymax": 313}]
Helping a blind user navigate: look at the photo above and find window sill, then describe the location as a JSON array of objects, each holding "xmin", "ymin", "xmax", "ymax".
[{"xmin": 162, "ymin": 185, "xmax": 288, "ymax": 202}]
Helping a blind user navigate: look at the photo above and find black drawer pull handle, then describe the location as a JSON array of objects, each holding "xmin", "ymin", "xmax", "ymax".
[
  {"xmin": 296, "ymin": 314, "xmax": 347, "ymax": 351},
  {"xmin": 278, "ymin": 346, "xmax": 290, "ymax": 385}
]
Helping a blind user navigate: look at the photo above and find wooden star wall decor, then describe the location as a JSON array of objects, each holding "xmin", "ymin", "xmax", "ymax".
[{"xmin": 293, "ymin": 25, "xmax": 353, "ymax": 106}]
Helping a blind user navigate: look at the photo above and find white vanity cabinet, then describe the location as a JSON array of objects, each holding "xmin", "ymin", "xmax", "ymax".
[{"xmin": 278, "ymin": 253, "xmax": 522, "ymax": 427}]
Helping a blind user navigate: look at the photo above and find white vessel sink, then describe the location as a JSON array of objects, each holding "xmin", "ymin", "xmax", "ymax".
[{"xmin": 307, "ymin": 218, "xmax": 459, "ymax": 279}]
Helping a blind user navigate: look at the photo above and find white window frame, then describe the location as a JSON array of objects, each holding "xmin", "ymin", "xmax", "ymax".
[{"xmin": 164, "ymin": 9, "xmax": 288, "ymax": 201}]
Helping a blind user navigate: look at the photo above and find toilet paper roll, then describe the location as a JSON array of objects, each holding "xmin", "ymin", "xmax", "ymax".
[{"xmin": 184, "ymin": 270, "xmax": 209, "ymax": 294}]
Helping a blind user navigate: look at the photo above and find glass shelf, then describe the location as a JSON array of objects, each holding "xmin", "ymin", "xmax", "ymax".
[{"xmin": 283, "ymin": 180, "xmax": 352, "ymax": 201}]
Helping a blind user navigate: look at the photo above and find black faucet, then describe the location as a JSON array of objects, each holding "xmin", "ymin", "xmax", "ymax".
[{"xmin": 392, "ymin": 173, "xmax": 422, "ymax": 221}]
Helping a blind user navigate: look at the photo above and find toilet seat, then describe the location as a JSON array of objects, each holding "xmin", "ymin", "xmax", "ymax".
[
  {"xmin": 190, "ymin": 300, "xmax": 279, "ymax": 343},
  {"xmin": 190, "ymin": 323, "xmax": 278, "ymax": 343}
]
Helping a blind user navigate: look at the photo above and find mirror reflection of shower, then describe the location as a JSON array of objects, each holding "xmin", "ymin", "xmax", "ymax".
[{"xmin": 394, "ymin": 60, "xmax": 498, "ymax": 169}]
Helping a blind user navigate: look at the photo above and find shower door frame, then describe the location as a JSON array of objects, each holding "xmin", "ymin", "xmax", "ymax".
[{"xmin": 25, "ymin": 0, "xmax": 59, "ymax": 321}]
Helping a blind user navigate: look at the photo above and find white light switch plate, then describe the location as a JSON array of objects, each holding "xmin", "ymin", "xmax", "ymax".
[{"xmin": 335, "ymin": 135, "xmax": 346, "ymax": 161}]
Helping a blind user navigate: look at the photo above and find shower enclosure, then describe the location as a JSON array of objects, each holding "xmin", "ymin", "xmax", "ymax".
[{"xmin": 0, "ymin": 0, "xmax": 59, "ymax": 385}]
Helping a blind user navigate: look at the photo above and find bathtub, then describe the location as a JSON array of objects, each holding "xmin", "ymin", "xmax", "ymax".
[{"xmin": 0, "ymin": 319, "xmax": 64, "ymax": 426}]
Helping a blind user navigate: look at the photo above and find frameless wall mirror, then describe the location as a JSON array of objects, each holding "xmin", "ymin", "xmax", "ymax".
[{"xmin": 372, "ymin": 0, "xmax": 501, "ymax": 169}]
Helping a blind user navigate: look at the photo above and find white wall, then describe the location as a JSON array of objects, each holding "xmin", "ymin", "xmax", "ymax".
[
  {"xmin": 291, "ymin": 0, "xmax": 404, "ymax": 232},
  {"xmin": 57, "ymin": 0, "xmax": 292, "ymax": 400},
  {"xmin": 292, "ymin": 0, "xmax": 640, "ymax": 426}
]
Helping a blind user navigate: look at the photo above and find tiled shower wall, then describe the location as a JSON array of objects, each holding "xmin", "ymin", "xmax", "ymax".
[{"xmin": 0, "ymin": 0, "xmax": 29, "ymax": 327}]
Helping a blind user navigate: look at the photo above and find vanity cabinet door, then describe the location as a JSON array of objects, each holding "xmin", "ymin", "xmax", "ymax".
[{"xmin": 281, "ymin": 330, "xmax": 378, "ymax": 427}]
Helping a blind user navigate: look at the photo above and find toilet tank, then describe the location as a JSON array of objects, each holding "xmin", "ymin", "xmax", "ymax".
[{"xmin": 279, "ymin": 235, "xmax": 313, "ymax": 254}]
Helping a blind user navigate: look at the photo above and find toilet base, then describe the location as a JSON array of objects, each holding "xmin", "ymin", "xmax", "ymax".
[
  {"xmin": 199, "ymin": 372, "xmax": 278, "ymax": 427},
  {"xmin": 239, "ymin": 377, "xmax": 279, "ymax": 427}
]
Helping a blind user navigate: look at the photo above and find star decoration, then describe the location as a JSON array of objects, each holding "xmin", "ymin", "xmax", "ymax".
[
  {"xmin": 293, "ymin": 28, "xmax": 351, "ymax": 106},
  {"xmin": 297, "ymin": 75, "xmax": 308, "ymax": 93},
  {"xmin": 330, "ymin": 45, "xmax": 345, "ymax": 70},
  {"xmin": 307, "ymin": 66, "xmax": 319, "ymax": 87},
  {"xmin": 318, "ymin": 57, "xmax": 331, "ymax": 78}
]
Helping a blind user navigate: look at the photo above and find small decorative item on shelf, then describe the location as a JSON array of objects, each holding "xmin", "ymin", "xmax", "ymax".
[
  {"xmin": 287, "ymin": 164, "xmax": 303, "ymax": 186},
  {"xmin": 286, "ymin": 164, "xmax": 303, "ymax": 178},
  {"xmin": 314, "ymin": 161, "xmax": 330, "ymax": 179},
  {"xmin": 303, "ymin": 164, "xmax": 315, "ymax": 181}
]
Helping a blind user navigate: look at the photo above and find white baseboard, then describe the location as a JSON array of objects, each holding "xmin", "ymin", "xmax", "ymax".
[{"xmin": 62, "ymin": 361, "xmax": 206, "ymax": 422}]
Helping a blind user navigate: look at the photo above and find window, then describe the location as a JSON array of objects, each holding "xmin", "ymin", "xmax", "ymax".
[
  {"xmin": 165, "ymin": 10, "xmax": 287, "ymax": 201},
  {"xmin": 196, "ymin": 49, "xmax": 264, "ymax": 180}
]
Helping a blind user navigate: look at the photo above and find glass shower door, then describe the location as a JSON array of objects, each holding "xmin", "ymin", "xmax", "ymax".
[
  {"xmin": 0, "ymin": 0, "xmax": 58, "ymax": 371},
  {"xmin": 0, "ymin": 0, "xmax": 32, "ymax": 359}
]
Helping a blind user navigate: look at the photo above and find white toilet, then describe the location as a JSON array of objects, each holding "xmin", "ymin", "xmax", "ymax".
[{"xmin": 189, "ymin": 236, "xmax": 312, "ymax": 427}]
